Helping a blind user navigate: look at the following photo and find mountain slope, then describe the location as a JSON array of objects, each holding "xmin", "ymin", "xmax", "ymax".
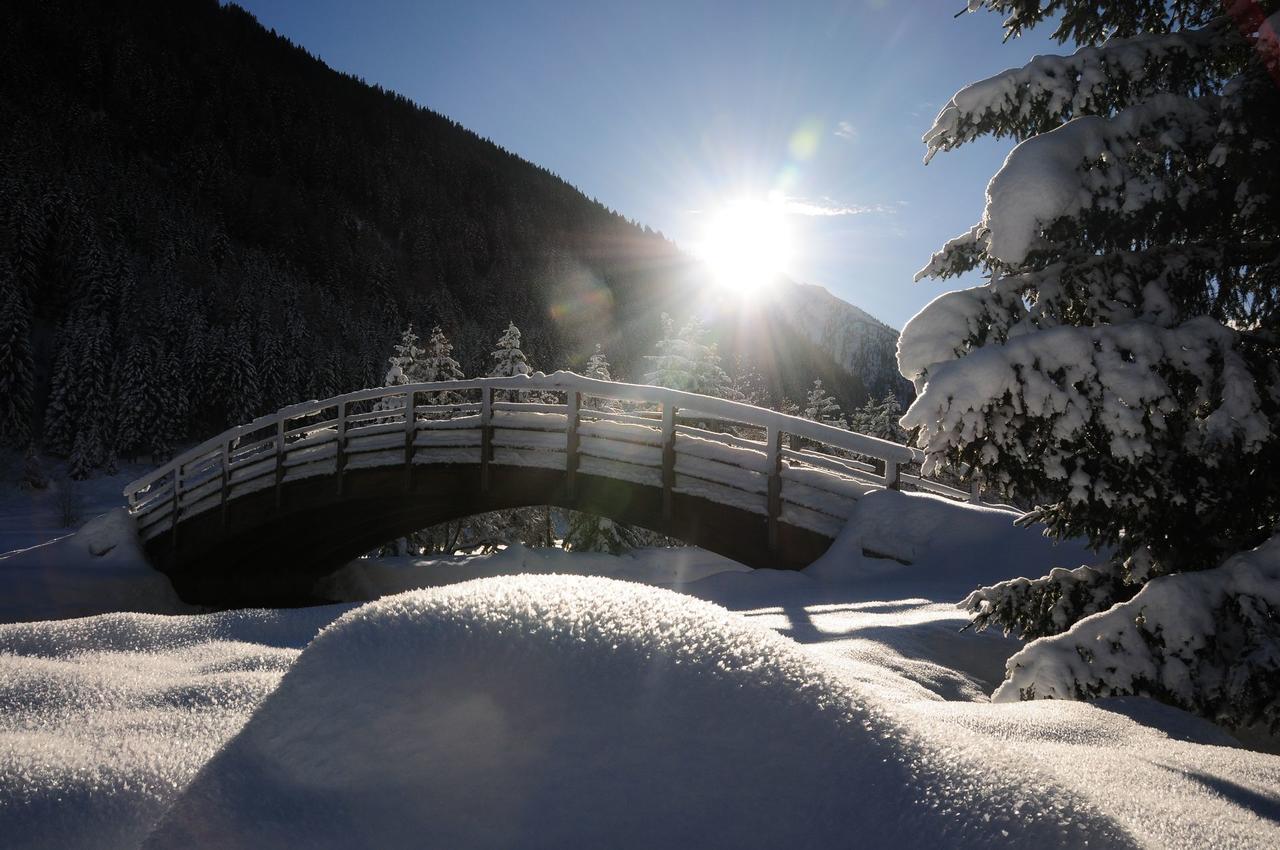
[
  {"xmin": 0, "ymin": 0, "xmax": 900, "ymax": 464},
  {"xmin": 775, "ymin": 283, "xmax": 913, "ymax": 403}
]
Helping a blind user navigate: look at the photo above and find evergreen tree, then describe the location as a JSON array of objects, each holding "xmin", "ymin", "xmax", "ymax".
[
  {"xmin": 372, "ymin": 325, "xmax": 417, "ymax": 420},
  {"xmin": 42, "ymin": 324, "xmax": 79, "ymax": 456},
  {"xmin": 903, "ymin": 1, "xmax": 1280, "ymax": 729},
  {"xmin": 488, "ymin": 321, "xmax": 532, "ymax": 401},
  {"xmin": 114, "ymin": 337, "xmax": 158, "ymax": 460},
  {"xmin": 389, "ymin": 323, "xmax": 426, "ymax": 384},
  {"xmin": 848, "ymin": 393, "xmax": 906, "ymax": 442},
  {"xmin": 0, "ymin": 264, "xmax": 34, "ymax": 448},
  {"xmin": 488, "ymin": 320, "xmax": 531, "ymax": 378},
  {"xmin": 643, "ymin": 314, "xmax": 732, "ymax": 398},
  {"xmin": 582, "ymin": 343, "xmax": 620, "ymax": 412},
  {"xmin": 803, "ymin": 379, "xmax": 846, "ymax": 429},
  {"xmin": 564, "ymin": 511, "xmax": 642, "ymax": 554},
  {"xmin": 220, "ymin": 319, "xmax": 261, "ymax": 426},
  {"xmin": 419, "ymin": 325, "xmax": 465, "ymax": 404},
  {"xmin": 728, "ymin": 354, "xmax": 770, "ymax": 408},
  {"xmin": 153, "ymin": 349, "xmax": 188, "ymax": 461},
  {"xmin": 76, "ymin": 314, "xmax": 114, "ymax": 470}
]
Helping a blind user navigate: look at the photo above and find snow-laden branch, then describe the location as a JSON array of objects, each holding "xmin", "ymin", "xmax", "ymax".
[
  {"xmin": 995, "ymin": 532, "xmax": 1280, "ymax": 732},
  {"xmin": 901, "ymin": 315, "xmax": 1269, "ymax": 487},
  {"xmin": 981, "ymin": 92, "xmax": 1222, "ymax": 265},
  {"xmin": 923, "ymin": 18, "xmax": 1230, "ymax": 160}
]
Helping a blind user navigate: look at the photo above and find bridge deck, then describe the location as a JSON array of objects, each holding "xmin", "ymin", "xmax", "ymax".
[{"xmin": 124, "ymin": 373, "xmax": 978, "ymax": 606}]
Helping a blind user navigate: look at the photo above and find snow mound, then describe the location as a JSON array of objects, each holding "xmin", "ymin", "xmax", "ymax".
[
  {"xmin": 148, "ymin": 576, "xmax": 1127, "ymax": 849},
  {"xmin": 803, "ymin": 489, "xmax": 1094, "ymax": 596},
  {"xmin": 0, "ymin": 605, "xmax": 341, "ymax": 848},
  {"xmin": 0, "ymin": 508, "xmax": 191, "ymax": 624}
]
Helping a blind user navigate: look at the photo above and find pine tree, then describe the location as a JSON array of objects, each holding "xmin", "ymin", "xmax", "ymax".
[
  {"xmin": 848, "ymin": 393, "xmax": 906, "ymax": 442},
  {"xmin": 564, "ymin": 510, "xmax": 642, "ymax": 554},
  {"xmin": 643, "ymin": 314, "xmax": 732, "ymax": 398},
  {"xmin": 42, "ymin": 324, "xmax": 79, "ymax": 456},
  {"xmin": 582, "ymin": 343, "xmax": 620, "ymax": 412},
  {"xmin": 728, "ymin": 354, "xmax": 770, "ymax": 408},
  {"xmin": 372, "ymin": 326, "xmax": 416, "ymax": 420},
  {"xmin": 114, "ymin": 337, "xmax": 158, "ymax": 460},
  {"xmin": 419, "ymin": 325, "xmax": 465, "ymax": 404},
  {"xmin": 389, "ymin": 324, "xmax": 426, "ymax": 384},
  {"xmin": 0, "ymin": 264, "xmax": 35, "ymax": 448},
  {"xmin": 76, "ymin": 314, "xmax": 114, "ymax": 470},
  {"xmin": 803, "ymin": 379, "xmax": 846, "ymax": 429},
  {"xmin": 220, "ymin": 319, "xmax": 261, "ymax": 426},
  {"xmin": 488, "ymin": 321, "xmax": 532, "ymax": 401},
  {"xmin": 903, "ymin": 1, "xmax": 1280, "ymax": 729}
]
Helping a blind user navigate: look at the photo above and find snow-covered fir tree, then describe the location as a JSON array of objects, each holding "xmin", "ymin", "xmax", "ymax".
[
  {"xmin": 582, "ymin": 343, "xmax": 620, "ymax": 412},
  {"xmin": 419, "ymin": 325, "xmax": 465, "ymax": 403},
  {"xmin": 643, "ymin": 313, "xmax": 733, "ymax": 398},
  {"xmin": 488, "ymin": 321, "xmax": 531, "ymax": 401},
  {"xmin": 848, "ymin": 393, "xmax": 906, "ymax": 442},
  {"xmin": 114, "ymin": 338, "xmax": 158, "ymax": 461},
  {"xmin": 41, "ymin": 324, "xmax": 79, "ymax": 457},
  {"xmin": 488, "ymin": 321, "xmax": 531, "ymax": 379},
  {"xmin": 902, "ymin": 0, "xmax": 1280, "ymax": 730},
  {"xmin": 372, "ymin": 325, "xmax": 421, "ymax": 420},
  {"xmin": 0, "ymin": 262, "xmax": 34, "ymax": 448},
  {"xmin": 388, "ymin": 323, "xmax": 426, "ymax": 384},
  {"xmin": 728, "ymin": 354, "xmax": 770, "ymax": 408},
  {"xmin": 219, "ymin": 319, "xmax": 260, "ymax": 427},
  {"xmin": 564, "ymin": 511, "xmax": 642, "ymax": 554},
  {"xmin": 803, "ymin": 379, "xmax": 846, "ymax": 429}
]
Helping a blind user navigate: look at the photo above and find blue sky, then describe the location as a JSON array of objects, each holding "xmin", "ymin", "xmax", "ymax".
[{"xmin": 234, "ymin": 0, "xmax": 1063, "ymax": 329}]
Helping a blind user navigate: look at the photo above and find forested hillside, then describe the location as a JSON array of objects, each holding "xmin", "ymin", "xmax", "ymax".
[{"xmin": 0, "ymin": 0, "xmax": 899, "ymax": 471}]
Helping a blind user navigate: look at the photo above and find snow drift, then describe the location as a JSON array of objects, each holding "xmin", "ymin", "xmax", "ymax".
[{"xmin": 148, "ymin": 576, "xmax": 1126, "ymax": 849}]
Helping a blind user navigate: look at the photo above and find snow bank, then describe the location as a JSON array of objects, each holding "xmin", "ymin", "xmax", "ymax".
[
  {"xmin": 148, "ymin": 576, "xmax": 1125, "ymax": 849},
  {"xmin": 803, "ymin": 489, "xmax": 1092, "ymax": 596},
  {"xmin": 0, "ymin": 605, "xmax": 341, "ymax": 848},
  {"xmin": 0, "ymin": 508, "xmax": 191, "ymax": 624},
  {"xmin": 995, "ymin": 534, "xmax": 1280, "ymax": 734}
]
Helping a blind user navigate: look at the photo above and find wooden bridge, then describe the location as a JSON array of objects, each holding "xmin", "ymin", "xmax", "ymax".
[{"xmin": 124, "ymin": 373, "xmax": 978, "ymax": 606}]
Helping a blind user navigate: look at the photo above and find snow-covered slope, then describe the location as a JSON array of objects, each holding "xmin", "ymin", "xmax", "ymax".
[{"xmin": 776, "ymin": 281, "xmax": 913, "ymax": 402}]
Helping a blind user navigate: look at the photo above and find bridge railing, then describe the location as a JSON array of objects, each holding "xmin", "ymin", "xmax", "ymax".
[{"xmin": 123, "ymin": 372, "xmax": 979, "ymax": 545}]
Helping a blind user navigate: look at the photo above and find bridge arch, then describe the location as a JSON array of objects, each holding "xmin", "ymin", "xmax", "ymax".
[{"xmin": 124, "ymin": 373, "xmax": 977, "ymax": 606}]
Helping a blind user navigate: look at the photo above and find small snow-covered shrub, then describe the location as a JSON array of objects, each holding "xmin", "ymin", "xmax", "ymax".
[{"xmin": 996, "ymin": 534, "xmax": 1280, "ymax": 733}]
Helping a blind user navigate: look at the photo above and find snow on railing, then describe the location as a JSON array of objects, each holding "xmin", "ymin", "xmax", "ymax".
[{"xmin": 123, "ymin": 371, "xmax": 975, "ymax": 545}]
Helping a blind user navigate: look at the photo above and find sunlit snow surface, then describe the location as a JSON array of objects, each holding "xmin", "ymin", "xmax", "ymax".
[{"xmin": 1, "ymin": 490, "xmax": 1277, "ymax": 847}]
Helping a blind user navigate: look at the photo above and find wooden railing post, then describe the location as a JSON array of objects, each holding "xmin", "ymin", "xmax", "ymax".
[
  {"xmin": 404, "ymin": 389, "xmax": 417, "ymax": 492},
  {"xmin": 565, "ymin": 390, "xmax": 580, "ymax": 501},
  {"xmin": 169, "ymin": 466, "xmax": 181, "ymax": 558},
  {"xmin": 275, "ymin": 416, "xmax": 286, "ymax": 508},
  {"xmin": 970, "ymin": 472, "xmax": 981, "ymax": 504},
  {"xmin": 335, "ymin": 401, "xmax": 347, "ymax": 496},
  {"xmin": 661, "ymin": 401, "xmax": 677, "ymax": 525},
  {"xmin": 766, "ymin": 426, "xmax": 783, "ymax": 555},
  {"xmin": 220, "ymin": 437, "xmax": 233, "ymax": 530},
  {"xmin": 884, "ymin": 458, "xmax": 900, "ymax": 490},
  {"xmin": 480, "ymin": 386, "xmax": 493, "ymax": 493}
]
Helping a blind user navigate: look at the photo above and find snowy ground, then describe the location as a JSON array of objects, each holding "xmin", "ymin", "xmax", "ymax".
[{"xmin": 0, "ymin": 464, "xmax": 1277, "ymax": 847}]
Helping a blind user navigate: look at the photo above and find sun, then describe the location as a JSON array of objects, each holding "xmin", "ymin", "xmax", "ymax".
[{"xmin": 697, "ymin": 197, "xmax": 791, "ymax": 297}]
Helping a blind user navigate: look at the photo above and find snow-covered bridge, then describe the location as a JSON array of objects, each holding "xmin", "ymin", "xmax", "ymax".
[{"xmin": 124, "ymin": 373, "xmax": 977, "ymax": 605}]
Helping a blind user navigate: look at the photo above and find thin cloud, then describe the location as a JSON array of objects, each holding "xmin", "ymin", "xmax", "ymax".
[
  {"xmin": 779, "ymin": 196, "xmax": 897, "ymax": 217},
  {"xmin": 834, "ymin": 120, "xmax": 857, "ymax": 141}
]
